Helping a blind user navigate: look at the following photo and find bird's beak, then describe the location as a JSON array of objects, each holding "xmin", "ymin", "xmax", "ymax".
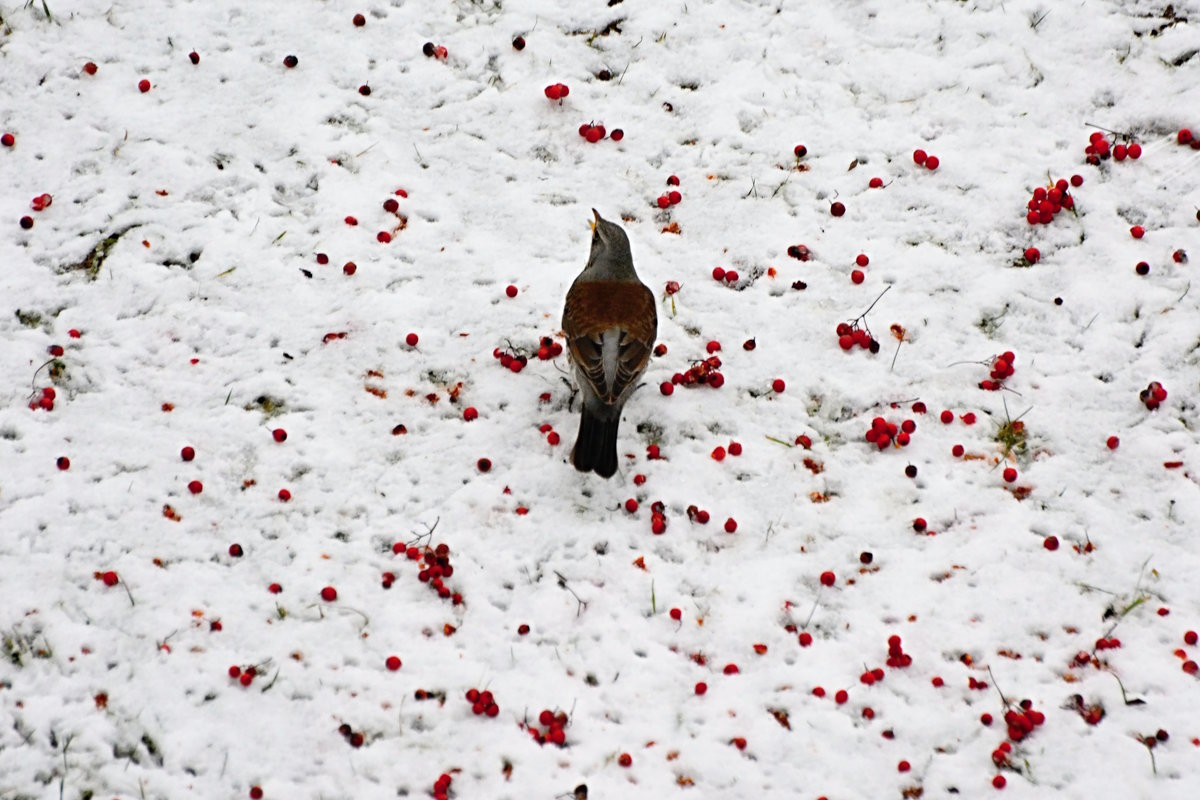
[{"xmin": 590, "ymin": 208, "xmax": 604, "ymax": 238}]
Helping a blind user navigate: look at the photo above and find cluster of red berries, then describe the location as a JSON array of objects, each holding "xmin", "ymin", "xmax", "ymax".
[
  {"xmin": 431, "ymin": 773, "xmax": 453, "ymax": 800},
  {"xmin": 577, "ymin": 121, "xmax": 622, "ymax": 143},
  {"xmin": 544, "ymin": 83, "xmax": 569, "ymax": 101},
  {"xmin": 421, "ymin": 42, "xmax": 448, "ymax": 60},
  {"xmin": 1178, "ymin": 128, "xmax": 1199, "ymax": 149},
  {"xmin": 534, "ymin": 335, "xmax": 564, "ymax": 360},
  {"xmin": 885, "ymin": 635, "xmax": 912, "ymax": 668},
  {"xmin": 30, "ymin": 193, "xmax": 53, "ymax": 212},
  {"xmin": 538, "ymin": 422, "xmax": 561, "ymax": 446},
  {"xmin": 29, "ymin": 385, "xmax": 56, "ymax": 411},
  {"xmin": 864, "ymin": 417, "xmax": 916, "ymax": 450},
  {"xmin": 337, "ymin": 723, "xmax": 366, "ymax": 748},
  {"xmin": 657, "ymin": 177, "xmax": 686, "ymax": 209},
  {"xmin": 492, "ymin": 346, "xmax": 528, "ymax": 373},
  {"xmin": 1002, "ymin": 699, "xmax": 1046, "ymax": 744},
  {"xmin": 979, "ymin": 351, "xmax": 1015, "ymax": 391},
  {"xmin": 1084, "ymin": 131, "xmax": 1141, "ymax": 165},
  {"xmin": 711, "ymin": 440, "xmax": 743, "ymax": 461},
  {"xmin": 859, "ymin": 666, "xmax": 886, "ymax": 685},
  {"xmin": 1140, "ymin": 381, "xmax": 1167, "ymax": 410},
  {"xmin": 685, "ymin": 504, "xmax": 711, "ymax": 525},
  {"xmin": 227, "ymin": 663, "xmax": 262, "ymax": 688},
  {"xmin": 648, "ymin": 500, "xmax": 668, "ymax": 535},
  {"xmin": 465, "ymin": 687, "xmax": 499, "ymax": 717},
  {"xmin": 527, "ymin": 708, "xmax": 570, "ymax": 746},
  {"xmin": 1024, "ymin": 177, "xmax": 1078, "ymax": 225},
  {"xmin": 669, "ymin": 355, "xmax": 725, "ymax": 389},
  {"xmin": 395, "ymin": 541, "xmax": 463, "ymax": 605},
  {"xmin": 710, "ymin": 265, "xmax": 739, "ymax": 286},
  {"xmin": 836, "ymin": 322, "xmax": 879, "ymax": 353},
  {"xmin": 786, "ymin": 243, "xmax": 812, "ymax": 261},
  {"xmin": 1068, "ymin": 693, "xmax": 1105, "ymax": 725},
  {"xmin": 1094, "ymin": 636, "xmax": 1122, "ymax": 651},
  {"xmin": 912, "ymin": 149, "xmax": 940, "ymax": 170}
]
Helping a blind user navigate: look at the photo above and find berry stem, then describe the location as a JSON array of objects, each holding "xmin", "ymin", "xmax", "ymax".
[
  {"xmin": 764, "ymin": 435, "xmax": 794, "ymax": 448},
  {"xmin": 986, "ymin": 665, "xmax": 1012, "ymax": 709}
]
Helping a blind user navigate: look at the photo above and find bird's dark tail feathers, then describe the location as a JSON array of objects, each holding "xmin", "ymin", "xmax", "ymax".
[{"xmin": 572, "ymin": 404, "xmax": 620, "ymax": 478}]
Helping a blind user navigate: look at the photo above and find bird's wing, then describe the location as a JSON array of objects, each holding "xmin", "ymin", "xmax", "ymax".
[{"xmin": 563, "ymin": 280, "xmax": 657, "ymax": 406}]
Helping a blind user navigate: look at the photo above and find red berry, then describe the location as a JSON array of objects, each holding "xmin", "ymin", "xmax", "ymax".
[
  {"xmin": 1173, "ymin": 249, "xmax": 1187, "ymax": 263},
  {"xmin": 56, "ymin": 456, "xmax": 70, "ymax": 470},
  {"xmin": 855, "ymin": 253, "xmax": 869, "ymax": 267},
  {"xmin": 694, "ymin": 681, "xmax": 707, "ymax": 695},
  {"xmin": 1002, "ymin": 467, "xmax": 1017, "ymax": 483},
  {"xmin": 1135, "ymin": 261, "xmax": 1149, "ymax": 276},
  {"xmin": 585, "ymin": 127, "xmax": 603, "ymax": 143},
  {"xmin": 272, "ymin": 428, "xmax": 288, "ymax": 442},
  {"xmin": 834, "ymin": 689, "xmax": 848, "ymax": 704},
  {"xmin": 659, "ymin": 381, "xmax": 674, "ymax": 396},
  {"xmin": 138, "ymin": 79, "xmax": 151, "ymax": 93},
  {"xmin": 723, "ymin": 663, "xmax": 740, "ymax": 675},
  {"xmin": 505, "ymin": 284, "xmax": 518, "ymax": 298},
  {"xmin": 1128, "ymin": 142, "xmax": 1142, "ymax": 159},
  {"xmin": 912, "ymin": 149, "xmax": 927, "ymax": 165},
  {"xmin": 625, "ymin": 498, "xmax": 638, "ymax": 513},
  {"xmin": 83, "ymin": 61, "xmax": 98, "ymax": 74},
  {"xmin": 850, "ymin": 269, "xmax": 865, "ymax": 284},
  {"xmin": 512, "ymin": 35, "xmax": 525, "ymax": 50},
  {"xmin": 656, "ymin": 195, "xmax": 671, "ymax": 209},
  {"xmin": 316, "ymin": 252, "xmax": 329, "ymax": 264},
  {"xmin": 353, "ymin": 13, "xmax": 366, "ymax": 26},
  {"xmin": 724, "ymin": 518, "xmax": 737, "ymax": 533},
  {"xmin": 798, "ymin": 631, "xmax": 813, "ymax": 647},
  {"xmin": 869, "ymin": 176, "xmax": 883, "ymax": 188},
  {"xmin": 268, "ymin": 583, "xmax": 282, "ymax": 594},
  {"xmin": 181, "ymin": 446, "xmax": 196, "ymax": 462},
  {"xmin": 724, "ymin": 270, "xmax": 738, "ymax": 283},
  {"xmin": 898, "ymin": 760, "xmax": 911, "ymax": 772},
  {"xmin": 712, "ymin": 446, "xmax": 726, "ymax": 461},
  {"xmin": 609, "ymin": 128, "xmax": 624, "ymax": 141},
  {"xmin": 101, "ymin": 571, "xmax": 119, "ymax": 587},
  {"xmin": 385, "ymin": 655, "xmax": 402, "ymax": 671},
  {"xmin": 668, "ymin": 190, "xmax": 682, "ymax": 205},
  {"xmin": 793, "ymin": 144, "xmax": 807, "ymax": 158},
  {"xmin": 188, "ymin": 480, "xmax": 203, "ymax": 494},
  {"xmin": 1106, "ymin": 436, "xmax": 1119, "ymax": 450},
  {"xmin": 405, "ymin": 332, "xmax": 419, "ymax": 347},
  {"xmin": 1024, "ymin": 247, "xmax": 1040, "ymax": 264},
  {"xmin": 462, "ymin": 406, "xmax": 478, "ymax": 421},
  {"xmin": 993, "ymin": 775, "xmax": 1006, "ymax": 789},
  {"xmin": 925, "ymin": 155, "xmax": 939, "ymax": 170},
  {"xmin": 278, "ymin": 488, "xmax": 291, "ymax": 502},
  {"xmin": 249, "ymin": 786, "xmax": 263, "ymax": 799},
  {"xmin": 0, "ymin": 132, "xmax": 14, "ymax": 147},
  {"xmin": 728, "ymin": 441, "xmax": 743, "ymax": 456},
  {"xmin": 320, "ymin": 586, "xmax": 338, "ymax": 602},
  {"xmin": 830, "ymin": 201, "xmax": 845, "ymax": 217},
  {"xmin": 376, "ymin": 231, "xmax": 390, "ymax": 243},
  {"xmin": 189, "ymin": 51, "xmax": 200, "ymax": 65},
  {"xmin": 283, "ymin": 55, "xmax": 298, "ymax": 68},
  {"xmin": 1184, "ymin": 630, "xmax": 1198, "ymax": 646},
  {"xmin": 229, "ymin": 543, "xmax": 244, "ymax": 557},
  {"xmin": 940, "ymin": 410, "xmax": 954, "ymax": 424},
  {"xmin": 618, "ymin": 753, "xmax": 632, "ymax": 767},
  {"xmin": 712, "ymin": 266, "xmax": 726, "ymax": 281},
  {"xmin": 342, "ymin": 261, "xmax": 357, "ymax": 276},
  {"xmin": 19, "ymin": 215, "xmax": 33, "ymax": 229},
  {"xmin": 1043, "ymin": 535, "xmax": 1059, "ymax": 551},
  {"xmin": 819, "ymin": 571, "xmax": 835, "ymax": 587},
  {"xmin": 772, "ymin": 378, "xmax": 785, "ymax": 393},
  {"xmin": 1130, "ymin": 225, "xmax": 1145, "ymax": 239},
  {"xmin": 1184, "ymin": 660, "xmax": 1199, "ymax": 675},
  {"xmin": 669, "ymin": 608, "xmax": 682, "ymax": 621}
]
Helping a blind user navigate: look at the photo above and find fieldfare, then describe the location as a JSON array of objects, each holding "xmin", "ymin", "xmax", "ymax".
[{"xmin": 561, "ymin": 210, "xmax": 657, "ymax": 478}]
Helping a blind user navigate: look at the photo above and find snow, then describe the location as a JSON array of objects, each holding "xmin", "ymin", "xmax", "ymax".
[{"xmin": 1, "ymin": 0, "xmax": 1199, "ymax": 798}]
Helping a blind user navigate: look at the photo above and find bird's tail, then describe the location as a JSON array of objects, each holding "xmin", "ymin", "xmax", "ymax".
[{"xmin": 572, "ymin": 404, "xmax": 620, "ymax": 478}]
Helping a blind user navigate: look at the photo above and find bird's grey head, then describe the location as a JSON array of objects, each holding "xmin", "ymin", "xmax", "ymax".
[{"xmin": 586, "ymin": 209, "xmax": 637, "ymax": 280}]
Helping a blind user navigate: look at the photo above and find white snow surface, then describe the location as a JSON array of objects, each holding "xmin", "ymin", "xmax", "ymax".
[{"xmin": 2, "ymin": 0, "xmax": 1200, "ymax": 798}]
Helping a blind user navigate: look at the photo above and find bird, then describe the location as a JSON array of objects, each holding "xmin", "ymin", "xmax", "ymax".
[{"xmin": 561, "ymin": 209, "xmax": 657, "ymax": 478}]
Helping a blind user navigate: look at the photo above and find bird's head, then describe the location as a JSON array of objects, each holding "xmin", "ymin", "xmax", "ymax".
[{"xmin": 586, "ymin": 209, "xmax": 636, "ymax": 278}]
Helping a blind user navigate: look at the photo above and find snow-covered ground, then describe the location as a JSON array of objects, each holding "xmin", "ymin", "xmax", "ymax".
[{"xmin": 2, "ymin": 0, "xmax": 1199, "ymax": 797}]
